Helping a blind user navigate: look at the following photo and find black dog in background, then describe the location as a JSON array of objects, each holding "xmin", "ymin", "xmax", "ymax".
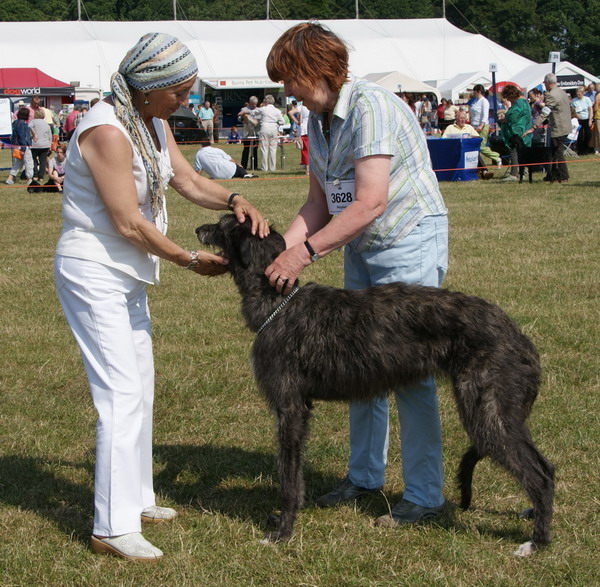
[
  {"xmin": 196, "ymin": 214, "xmax": 554, "ymax": 557},
  {"xmin": 511, "ymin": 133, "xmax": 552, "ymax": 183}
]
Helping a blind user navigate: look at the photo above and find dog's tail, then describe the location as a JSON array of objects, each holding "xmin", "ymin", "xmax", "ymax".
[{"xmin": 457, "ymin": 445, "xmax": 481, "ymax": 510}]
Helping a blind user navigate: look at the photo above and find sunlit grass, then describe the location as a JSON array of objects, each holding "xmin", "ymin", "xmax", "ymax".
[{"xmin": 1, "ymin": 145, "xmax": 599, "ymax": 585}]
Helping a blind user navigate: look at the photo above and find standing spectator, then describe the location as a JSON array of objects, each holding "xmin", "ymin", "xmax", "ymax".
[
  {"xmin": 74, "ymin": 106, "xmax": 89, "ymax": 129},
  {"xmin": 212, "ymin": 101, "xmax": 221, "ymax": 143},
  {"xmin": 400, "ymin": 92, "xmax": 416, "ymax": 114},
  {"xmin": 287, "ymin": 100, "xmax": 300, "ymax": 137},
  {"xmin": 498, "ymin": 85, "xmax": 533, "ymax": 182},
  {"xmin": 571, "ymin": 85, "xmax": 594, "ymax": 155},
  {"xmin": 443, "ymin": 99, "xmax": 459, "ymax": 129},
  {"xmin": 255, "ymin": 94, "xmax": 284, "ymax": 172},
  {"xmin": 584, "ymin": 82, "xmax": 596, "ymax": 102},
  {"xmin": 26, "ymin": 95, "xmax": 43, "ymax": 122},
  {"xmin": 420, "ymin": 95, "xmax": 432, "ymax": 134},
  {"xmin": 591, "ymin": 91, "xmax": 600, "ymax": 155},
  {"xmin": 198, "ymin": 100, "xmax": 214, "ymax": 143},
  {"xmin": 264, "ymin": 23, "xmax": 448, "ymax": 528},
  {"xmin": 63, "ymin": 105, "xmax": 81, "ymax": 141},
  {"xmin": 436, "ymin": 98, "xmax": 447, "ymax": 127},
  {"xmin": 28, "ymin": 108, "xmax": 52, "ymax": 181},
  {"xmin": 298, "ymin": 101, "xmax": 310, "ymax": 174},
  {"xmin": 537, "ymin": 73, "xmax": 572, "ymax": 183},
  {"xmin": 5, "ymin": 107, "xmax": 33, "ymax": 185},
  {"xmin": 238, "ymin": 96, "xmax": 260, "ymax": 170},
  {"xmin": 470, "ymin": 84, "xmax": 501, "ymax": 167},
  {"xmin": 414, "ymin": 95, "xmax": 423, "ymax": 121},
  {"xmin": 227, "ymin": 125, "xmax": 241, "ymax": 144}
]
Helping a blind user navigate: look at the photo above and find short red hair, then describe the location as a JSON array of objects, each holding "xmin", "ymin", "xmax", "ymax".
[{"xmin": 266, "ymin": 23, "xmax": 349, "ymax": 93}]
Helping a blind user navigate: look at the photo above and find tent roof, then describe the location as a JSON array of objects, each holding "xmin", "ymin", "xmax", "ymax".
[
  {"xmin": 512, "ymin": 61, "xmax": 599, "ymax": 91},
  {"xmin": 0, "ymin": 67, "xmax": 71, "ymax": 88},
  {"xmin": 0, "ymin": 19, "xmax": 537, "ymax": 93},
  {"xmin": 436, "ymin": 71, "xmax": 494, "ymax": 101},
  {"xmin": 363, "ymin": 72, "xmax": 440, "ymax": 99}
]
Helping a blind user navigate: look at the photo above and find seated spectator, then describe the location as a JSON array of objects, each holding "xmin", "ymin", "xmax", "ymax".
[
  {"xmin": 227, "ymin": 125, "xmax": 242, "ymax": 144},
  {"xmin": 45, "ymin": 143, "xmax": 67, "ymax": 191},
  {"xmin": 194, "ymin": 133, "xmax": 257, "ymax": 179},
  {"xmin": 443, "ymin": 110, "xmax": 493, "ymax": 179},
  {"xmin": 442, "ymin": 110, "xmax": 479, "ymax": 138}
]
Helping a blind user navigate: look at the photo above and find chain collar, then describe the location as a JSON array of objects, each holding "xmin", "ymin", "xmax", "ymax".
[{"xmin": 256, "ymin": 286, "xmax": 300, "ymax": 336}]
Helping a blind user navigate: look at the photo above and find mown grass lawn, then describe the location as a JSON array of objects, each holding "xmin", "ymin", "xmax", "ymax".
[{"xmin": 1, "ymin": 145, "xmax": 599, "ymax": 586}]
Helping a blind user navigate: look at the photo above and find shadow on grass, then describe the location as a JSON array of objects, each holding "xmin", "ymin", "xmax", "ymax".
[
  {"xmin": 0, "ymin": 448, "xmax": 535, "ymax": 547},
  {"xmin": 0, "ymin": 455, "xmax": 94, "ymax": 543},
  {"xmin": 153, "ymin": 443, "xmax": 346, "ymax": 531}
]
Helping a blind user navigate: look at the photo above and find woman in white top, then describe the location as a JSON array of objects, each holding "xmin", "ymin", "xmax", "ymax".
[
  {"xmin": 54, "ymin": 33, "xmax": 268, "ymax": 561},
  {"xmin": 255, "ymin": 94, "xmax": 284, "ymax": 172}
]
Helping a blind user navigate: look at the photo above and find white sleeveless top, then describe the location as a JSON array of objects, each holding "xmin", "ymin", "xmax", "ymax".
[{"xmin": 56, "ymin": 101, "xmax": 173, "ymax": 284}]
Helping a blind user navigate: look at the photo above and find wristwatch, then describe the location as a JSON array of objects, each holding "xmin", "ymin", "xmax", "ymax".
[
  {"xmin": 185, "ymin": 250, "xmax": 200, "ymax": 270},
  {"xmin": 304, "ymin": 240, "xmax": 319, "ymax": 262}
]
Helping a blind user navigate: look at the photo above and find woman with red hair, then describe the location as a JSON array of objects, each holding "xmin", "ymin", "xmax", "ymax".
[{"xmin": 264, "ymin": 22, "xmax": 449, "ymax": 528}]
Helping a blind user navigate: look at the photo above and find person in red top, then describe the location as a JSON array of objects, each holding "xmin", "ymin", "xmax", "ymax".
[{"xmin": 62, "ymin": 105, "xmax": 81, "ymax": 140}]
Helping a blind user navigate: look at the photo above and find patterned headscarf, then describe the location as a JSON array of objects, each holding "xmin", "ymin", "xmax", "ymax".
[{"xmin": 110, "ymin": 33, "xmax": 198, "ymax": 221}]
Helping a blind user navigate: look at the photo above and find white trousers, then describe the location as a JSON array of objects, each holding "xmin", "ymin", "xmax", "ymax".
[
  {"xmin": 258, "ymin": 125, "xmax": 279, "ymax": 171},
  {"xmin": 54, "ymin": 255, "xmax": 156, "ymax": 536}
]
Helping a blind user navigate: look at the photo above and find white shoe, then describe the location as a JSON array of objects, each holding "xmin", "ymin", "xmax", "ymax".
[
  {"xmin": 141, "ymin": 505, "xmax": 177, "ymax": 523},
  {"xmin": 91, "ymin": 532, "xmax": 163, "ymax": 561},
  {"xmin": 502, "ymin": 174, "xmax": 518, "ymax": 181},
  {"xmin": 5, "ymin": 176, "xmax": 14, "ymax": 185}
]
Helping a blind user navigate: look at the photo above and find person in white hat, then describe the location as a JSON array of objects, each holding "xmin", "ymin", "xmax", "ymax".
[{"xmin": 54, "ymin": 32, "xmax": 269, "ymax": 561}]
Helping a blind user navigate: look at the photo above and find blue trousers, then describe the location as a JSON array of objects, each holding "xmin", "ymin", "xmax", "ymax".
[{"xmin": 344, "ymin": 215, "xmax": 448, "ymax": 508}]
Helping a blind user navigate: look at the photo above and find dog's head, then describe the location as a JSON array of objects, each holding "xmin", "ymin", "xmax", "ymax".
[{"xmin": 196, "ymin": 214, "xmax": 286, "ymax": 274}]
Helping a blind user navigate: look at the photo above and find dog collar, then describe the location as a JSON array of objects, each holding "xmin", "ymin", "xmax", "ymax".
[{"xmin": 256, "ymin": 286, "xmax": 300, "ymax": 336}]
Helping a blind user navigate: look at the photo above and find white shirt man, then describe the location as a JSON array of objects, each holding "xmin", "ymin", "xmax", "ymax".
[{"xmin": 194, "ymin": 145, "xmax": 256, "ymax": 179}]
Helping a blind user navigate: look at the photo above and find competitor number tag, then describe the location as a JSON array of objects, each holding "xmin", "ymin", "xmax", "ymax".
[{"xmin": 326, "ymin": 179, "xmax": 356, "ymax": 215}]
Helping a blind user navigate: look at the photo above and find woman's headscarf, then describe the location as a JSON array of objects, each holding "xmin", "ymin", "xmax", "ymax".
[{"xmin": 110, "ymin": 33, "xmax": 198, "ymax": 221}]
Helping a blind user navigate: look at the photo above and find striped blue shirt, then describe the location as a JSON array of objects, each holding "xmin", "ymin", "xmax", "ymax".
[{"xmin": 308, "ymin": 76, "xmax": 447, "ymax": 251}]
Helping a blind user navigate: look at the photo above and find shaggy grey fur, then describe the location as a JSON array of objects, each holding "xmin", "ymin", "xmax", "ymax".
[{"xmin": 196, "ymin": 214, "xmax": 554, "ymax": 555}]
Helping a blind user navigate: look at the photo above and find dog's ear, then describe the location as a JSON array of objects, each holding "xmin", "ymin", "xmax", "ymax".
[{"xmin": 231, "ymin": 220, "xmax": 286, "ymax": 270}]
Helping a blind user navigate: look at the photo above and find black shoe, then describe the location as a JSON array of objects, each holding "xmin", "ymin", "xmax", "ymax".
[
  {"xmin": 315, "ymin": 476, "xmax": 382, "ymax": 508},
  {"xmin": 375, "ymin": 498, "xmax": 445, "ymax": 527}
]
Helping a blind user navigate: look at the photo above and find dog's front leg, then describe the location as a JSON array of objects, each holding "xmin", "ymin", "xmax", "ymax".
[{"xmin": 262, "ymin": 402, "xmax": 311, "ymax": 543}]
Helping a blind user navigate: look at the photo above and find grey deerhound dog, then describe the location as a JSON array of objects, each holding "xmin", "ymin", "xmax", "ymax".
[{"xmin": 196, "ymin": 214, "xmax": 554, "ymax": 556}]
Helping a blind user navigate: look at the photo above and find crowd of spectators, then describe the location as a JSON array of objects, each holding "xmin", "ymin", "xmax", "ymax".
[{"xmin": 5, "ymin": 78, "xmax": 598, "ymax": 188}]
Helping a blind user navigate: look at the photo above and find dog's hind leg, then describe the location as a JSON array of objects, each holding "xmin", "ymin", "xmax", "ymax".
[
  {"xmin": 487, "ymin": 433, "xmax": 554, "ymax": 556},
  {"xmin": 457, "ymin": 445, "xmax": 483, "ymax": 510},
  {"xmin": 263, "ymin": 400, "xmax": 312, "ymax": 543}
]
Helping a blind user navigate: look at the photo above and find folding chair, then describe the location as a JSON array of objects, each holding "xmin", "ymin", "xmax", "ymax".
[{"xmin": 564, "ymin": 124, "xmax": 580, "ymax": 158}]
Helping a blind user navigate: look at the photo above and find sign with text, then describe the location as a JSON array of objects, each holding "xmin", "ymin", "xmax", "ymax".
[{"xmin": 0, "ymin": 98, "xmax": 12, "ymax": 136}]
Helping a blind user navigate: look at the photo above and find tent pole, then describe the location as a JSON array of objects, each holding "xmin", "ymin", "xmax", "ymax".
[
  {"xmin": 356, "ymin": 0, "xmax": 359, "ymax": 18},
  {"xmin": 173, "ymin": 0, "xmax": 177, "ymax": 20},
  {"xmin": 77, "ymin": 0, "xmax": 81, "ymax": 21}
]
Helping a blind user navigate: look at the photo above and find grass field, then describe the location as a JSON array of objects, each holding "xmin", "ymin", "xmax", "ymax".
[{"xmin": 1, "ymin": 144, "xmax": 599, "ymax": 586}]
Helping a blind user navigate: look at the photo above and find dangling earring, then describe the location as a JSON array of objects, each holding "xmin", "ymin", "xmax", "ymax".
[{"xmin": 144, "ymin": 93, "xmax": 150, "ymax": 105}]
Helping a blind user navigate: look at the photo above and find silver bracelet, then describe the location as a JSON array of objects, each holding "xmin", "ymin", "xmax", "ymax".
[{"xmin": 185, "ymin": 250, "xmax": 199, "ymax": 270}]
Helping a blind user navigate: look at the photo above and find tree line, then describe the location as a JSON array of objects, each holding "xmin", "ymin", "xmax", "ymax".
[{"xmin": 1, "ymin": 0, "xmax": 598, "ymax": 76}]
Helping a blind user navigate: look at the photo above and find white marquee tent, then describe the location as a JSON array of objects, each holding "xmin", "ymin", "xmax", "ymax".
[
  {"xmin": 0, "ymin": 18, "xmax": 538, "ymax": 95},
  {"xmin": 363, "ymin": 72, "xmax": 440, "ymax": 100}
]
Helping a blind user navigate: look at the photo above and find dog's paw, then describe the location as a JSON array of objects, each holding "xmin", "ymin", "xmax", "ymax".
[
  {"xmin": 519, "ymin": 507, "xmax": 535, "ymax": 520},
  {"xmin": 513, "ymin": 541, "xmax": 536, "ymax": 557},
  {"xmin": 259, "ymin": 530, "xmax": 288, "ymax": 544}
]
